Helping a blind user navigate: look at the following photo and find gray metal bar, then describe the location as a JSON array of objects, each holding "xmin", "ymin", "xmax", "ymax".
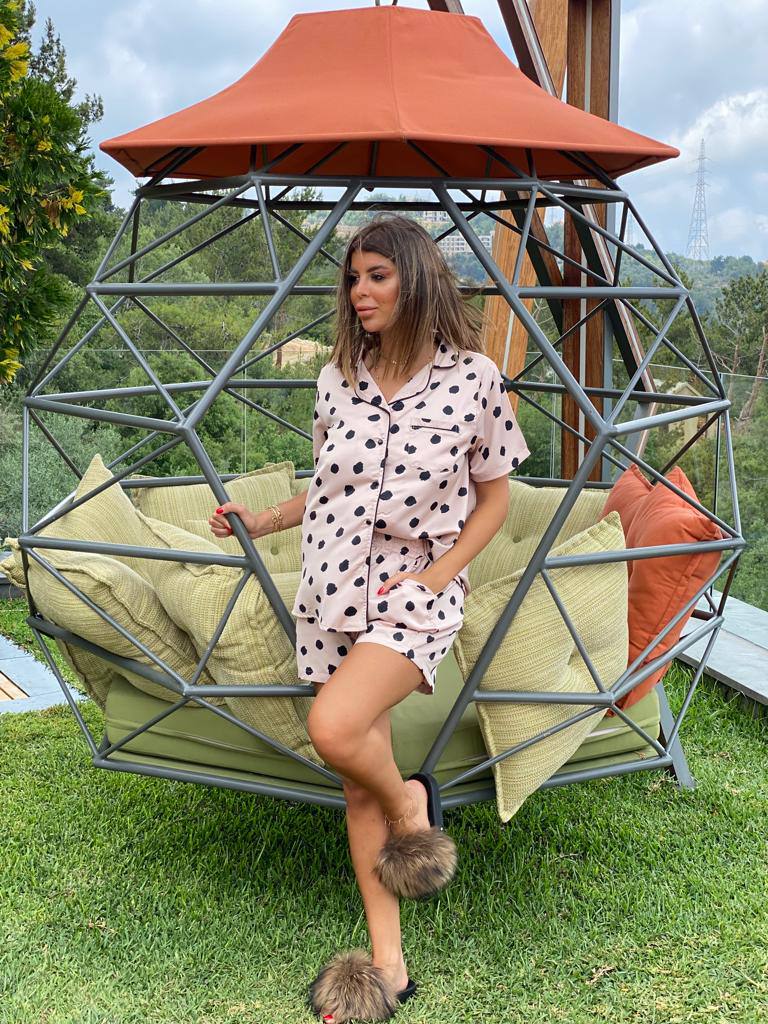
[
  {"xmin": 540, "ymin": 568, "xmax": 608, "ymax": 693},
  {"xmin": 25, "ymin": 395, "xmax": 184, "ymax": 434},
  {"xmin": 515, "ymin": 378, "xmax": 719, "ymax": 408},
  {"xmin": 665, "ymin": 621, "xmax": 723, "ymax": 749},
  {"xmin": 98, "ymin": 693, "xmax": 197, "ymax": 758},
  {"xmin": 29, "ymin": 293, "xmax": 131, "ymax": 397},
  {"xmin": 98, "ymin": 179, "xmax": 254, "ymax": 282},
  {"xmin": 536, "ymin": 181, "xmax": 682, "ymax": 288},
  {"xmin": 88, "ymin": 292, "xmax": 185, "ymax": 420},
  {"xmin": 512, "ymin": 185, "xmax": 538, "ymax": 285},
  {"xmin": 655, "ymin": 679, "xmax": 695, "ymax": 789},
  {"xmin": 518, "ymin": 286, "xmax": 686, "ymax": 300},
  {"xmin": 442, "ymin": 702, "xmax": 607, "ymax": 790},
  {"xmin": 545, "ymin": 538, "xmax": 740, "ymax": 569},
  {"xmin": 28, "ymin": 434, "xmax": 181, "ymax": 536},
  {"xmin": 32, "ymin": 616, "xmax": 201, "ymax": 694},
  {"xmin": 609, "ymin": 398, "xmax": 731, "ymax": 437},
  {"xmin": 94, "ymin": 196, "xmax": 140, "ymax": 282},
  {"xmin": 254, "ymin": 179, "xmax": 281, "ymax": 280},
  {"xmin": 617, "ymin": 295, "xmax": 721, "ymax": 397},
  {"xmin": 608, "ymin": 294, "xmax": 688, "ymax": 423},
  {"xmin": 26, "ymin": 293, "xmax": 90, "ymax": 394},
  {"xmin": 187, "ymin": 568, "xmax": 253, "ymax": 686},
  {"xmin": 722, "ymin": 411, "xmax": 742, "ymax": 537},
  {"xmin": 608, "ymin": 436, "xmax": 739, "ymax": 538},
  {"xmin": 20, "ymin": 534, "xmax": 249, "ymax": 568},
  {"xmin": 27, "ymin": 408, "xmax": 82, "ymax": 480},
  {"xmin": 184, "ymin": 180, "xmax": 360, "ymax": 432},
  {"xmin": 613, "ymin": 615, "xmax": 724, "ymax": 704},
  {"xmin": 28, "ymin": 623, "xmax": 100, "ymax": 756},
  {"xmin": 472, "ymin": 690, "xmax": 614, "ymax": 705},
  {"xmin": 21, "ymin": 406, "xmax": 30, "ymax": 532}
]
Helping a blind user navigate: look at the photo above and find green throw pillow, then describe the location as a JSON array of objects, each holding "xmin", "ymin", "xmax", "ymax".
[
  {"xmin": 0, "ymin": 539, "xmax": 222, "ymax": 707},
  {"xmin": 454, "ymin": 511, "xmax": 628, "ymax": 823},
  {"xmin": 130, "ymin": 509, "xmax": 321, "ymax": 767}
]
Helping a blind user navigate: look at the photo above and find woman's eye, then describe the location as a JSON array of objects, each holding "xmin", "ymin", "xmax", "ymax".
[{"xmin": 347, "ymin": 274, "xmax": 384, "ymax": 283}]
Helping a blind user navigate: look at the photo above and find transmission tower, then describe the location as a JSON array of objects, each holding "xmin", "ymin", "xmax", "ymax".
[{"xmin": 686, "ymin": 137, "xmax": 710, "ymax": 261}]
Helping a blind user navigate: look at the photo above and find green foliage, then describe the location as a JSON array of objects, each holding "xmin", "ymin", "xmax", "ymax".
[
  {"xmin": 0, "ymin": 0, "xmax": 108, "ymax": 384},
  {"xmin": 0, "ymin": 383, "xmax": 124, "ymax": 540}
]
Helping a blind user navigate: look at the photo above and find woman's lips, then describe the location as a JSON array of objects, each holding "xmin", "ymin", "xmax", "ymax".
[{"xmin": 358, "ymin": 309, "xmax": 376, "ymax": 317}]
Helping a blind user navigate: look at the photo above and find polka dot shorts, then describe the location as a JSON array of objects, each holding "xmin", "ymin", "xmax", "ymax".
[{"xmin": 295, "ymin": 532, "xmax": 465, "ymax": 695}]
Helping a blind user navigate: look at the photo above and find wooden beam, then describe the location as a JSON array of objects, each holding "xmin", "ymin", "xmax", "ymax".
[
  {"xmin": 561, "ymin": 0, "xmax": 611, "ymax": 481},
  {"xmin": 483, "ymin": 1, "xmax": 568, "ymax": 414}
]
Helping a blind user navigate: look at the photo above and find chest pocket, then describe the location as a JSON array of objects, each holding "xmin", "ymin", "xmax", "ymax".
[{"xmin": 407, "ymin": 414, "xmax": 475, "ymax": 474}]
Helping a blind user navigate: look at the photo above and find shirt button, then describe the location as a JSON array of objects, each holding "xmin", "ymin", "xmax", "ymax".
[
  {"xmin": 377, "ymin": 438, "xmax": 383, "ymax": 445},
  {"xmin": 365, "ymin": 518, "xmax": 372, "ymax": 525}
]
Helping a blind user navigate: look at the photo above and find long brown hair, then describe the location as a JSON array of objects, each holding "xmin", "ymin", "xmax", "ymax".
[{"xmin": 327, "ymin": 213, "xmax": 488, "ymax": 385}]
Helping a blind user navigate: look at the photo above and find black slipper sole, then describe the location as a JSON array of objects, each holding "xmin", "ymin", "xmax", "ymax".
[{"xmin": 406, "ymin": 771, "xmax": 444, "ymax": 829}]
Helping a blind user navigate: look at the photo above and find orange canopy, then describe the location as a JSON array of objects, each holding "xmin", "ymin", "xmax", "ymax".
[{"xmin": 100, "ymin": 5, "xmax": 678, "ymax": 181}]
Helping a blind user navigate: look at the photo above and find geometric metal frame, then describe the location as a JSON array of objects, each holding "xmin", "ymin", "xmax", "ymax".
[{"xmin": 17, "ymin": 145, "xmax": 746, "ymax": 811}]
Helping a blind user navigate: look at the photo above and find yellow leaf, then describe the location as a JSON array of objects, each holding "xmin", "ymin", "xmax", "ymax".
[
  {"xmin": 0, "ymin": 25, "xmax": 12, "ymax": 46},
  {"xmin": 19, "ymin": 258, "xmax": 33, "ymax": 270},
  {"xmin": 3, "ymin": 41, "xmax": 28, "ymax": 61},
  {"xmin": 74, "ymin": 204, "xmax": 86, "ymax": 214},
  {"xmin": 10, "ymin": 58, "xmax": 27, "ymax": 80},
  {"xmin": 36, "ymin": 139, "xmax": 53, "ymax": 152}
]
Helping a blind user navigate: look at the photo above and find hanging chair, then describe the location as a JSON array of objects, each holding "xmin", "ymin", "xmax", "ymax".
[{"xmin": 2, "ymin": 5, "xmax": 744, "ymax": 823}]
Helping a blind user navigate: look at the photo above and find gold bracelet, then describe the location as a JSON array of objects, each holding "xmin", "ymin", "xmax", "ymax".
[{"xmin": 268, "ymin": 504, "xmax": 284, "ymax": 533}]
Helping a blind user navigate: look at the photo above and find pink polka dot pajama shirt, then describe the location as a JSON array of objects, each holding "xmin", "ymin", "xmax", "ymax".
[{"xmin": 291, "ymin": 338, "xmax": 530, "ymax": 694}]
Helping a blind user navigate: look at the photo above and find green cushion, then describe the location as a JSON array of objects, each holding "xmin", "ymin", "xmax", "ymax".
[
  {"xmin": 103, "ymin": 652, "xmax": 660, "ymax": 792},
  {"xmin": 129, "ymin": 510, "xmax": 321, "ymax": 768},
  {"xmin": 0, "ymin": 541, "xmax": 222, "ymax": 708},
  {"xmin": 470, "ymin": 479, "xmax": 609, "ymax": 588},
  {"xmin": 454, "ymin": 511, "xmax": 628, "ymax": 822},
  {"xmin": 0, "ymin": 454, "xmax": 223, "ymax": 709}
]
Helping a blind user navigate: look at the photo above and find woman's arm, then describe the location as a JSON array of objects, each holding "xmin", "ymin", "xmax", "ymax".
[
  {"xmin": 208, "ymin": 488, "xmax": 308, "ymax": 539},
  {"xmin": 420, "ymin": 476, "xmax": 509, "ymax": 592}
]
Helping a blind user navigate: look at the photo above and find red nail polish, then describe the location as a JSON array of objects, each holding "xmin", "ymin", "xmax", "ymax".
[
  {"xmin": 377, "ymin": 587, "xmax": 384, "ymax": 595},
  {"xmin": 215, "ymin": 507, "xmax": 223, "ymax": 513}
]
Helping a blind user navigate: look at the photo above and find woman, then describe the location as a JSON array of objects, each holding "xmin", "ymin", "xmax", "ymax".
[{"xmin": 209, "ymin": 214, "xmax": 529, "ymax": 1022}]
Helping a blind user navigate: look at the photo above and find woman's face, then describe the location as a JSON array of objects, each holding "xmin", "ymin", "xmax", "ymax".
[{"xmin": 348, "ymin": 249, "xmax": 400, "ymax": 337}]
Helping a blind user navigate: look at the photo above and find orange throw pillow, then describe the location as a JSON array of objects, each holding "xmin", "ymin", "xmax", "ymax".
[{"xmin": 601, "ymin": 466, "xmax": 724, "ymax": 712}]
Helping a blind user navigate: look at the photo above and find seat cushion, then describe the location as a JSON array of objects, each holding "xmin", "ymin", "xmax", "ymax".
[
  {"xmin": 601, "ymin": 465, "xmax": 724, "ymax": 710},
  {"xmin": 453, "ymin": 511, "xmax": 628, "ymax": 823},
  {"xmin": 103, "ymin": 651, "xmax": 660, "ymax": 794}
]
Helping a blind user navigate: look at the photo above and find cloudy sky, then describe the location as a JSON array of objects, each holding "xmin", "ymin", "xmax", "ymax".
[{"xmin": 30, "ymin": 0, "xmax": 768, "ymax": 261}]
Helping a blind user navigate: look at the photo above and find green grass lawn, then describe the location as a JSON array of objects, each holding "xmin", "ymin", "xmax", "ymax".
[{"xmin": 1, "ymin": 599, "xmax": 767, "ymax": 1024}]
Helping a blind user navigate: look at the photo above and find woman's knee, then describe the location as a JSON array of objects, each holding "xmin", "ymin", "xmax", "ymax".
[{"xmin": 306, "ymin": 701, "xmax": 355, "ymax": 759}]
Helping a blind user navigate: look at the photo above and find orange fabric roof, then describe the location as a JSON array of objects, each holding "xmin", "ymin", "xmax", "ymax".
[{"xmin": 100, "ymin": 5, "xmax": 678, "ymax": 181}]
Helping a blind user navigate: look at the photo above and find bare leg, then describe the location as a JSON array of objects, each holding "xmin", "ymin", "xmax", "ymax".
[
  {"xmin": 307, "ymin": 646, "xmax": 433, "ymax": 1021},
  {"xmin": 307, "ymin": 641, "xmax": 432, "ymax": 831}
]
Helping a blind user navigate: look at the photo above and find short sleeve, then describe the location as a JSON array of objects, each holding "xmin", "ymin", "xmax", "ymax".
[
  {"xmin": 468, "ymin": 363, "xmax": 530, "ymax": 482},
  {"xmin": 311, "ymin": 370, "xmax": 330, "ymax": 467}
]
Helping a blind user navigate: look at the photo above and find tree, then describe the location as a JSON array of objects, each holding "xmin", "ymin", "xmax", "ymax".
[{"xmin": 0, "ymin": 0, "xmax": 108, "ymax": 384}]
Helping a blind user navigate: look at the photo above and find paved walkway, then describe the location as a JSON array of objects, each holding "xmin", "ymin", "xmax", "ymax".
[{"xmin": 0, "ymin": 632, "xmax": 85, "ymax": 715}]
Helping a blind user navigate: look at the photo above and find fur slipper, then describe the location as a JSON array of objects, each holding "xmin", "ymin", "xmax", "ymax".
[
  {"xmin": 307, "ymin": 948, "xmax": 400, "ymax": 1022},
  {"xmin": 373, "ymin": 826, "xmax": 458, "ymax": 901}
]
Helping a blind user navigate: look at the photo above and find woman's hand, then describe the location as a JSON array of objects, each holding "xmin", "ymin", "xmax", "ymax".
[
  {"xmin": 208, "ymin": 501, "xmax": 264, "ymax": 540},
  {"xmin": 376, "ymin": 569, "xmax": 447, "ymax": 597}
]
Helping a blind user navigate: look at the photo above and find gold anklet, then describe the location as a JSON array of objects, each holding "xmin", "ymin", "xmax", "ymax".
[{"xmin": 384, "ymin": 792, "xmax": 417, "ymax": 828}]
